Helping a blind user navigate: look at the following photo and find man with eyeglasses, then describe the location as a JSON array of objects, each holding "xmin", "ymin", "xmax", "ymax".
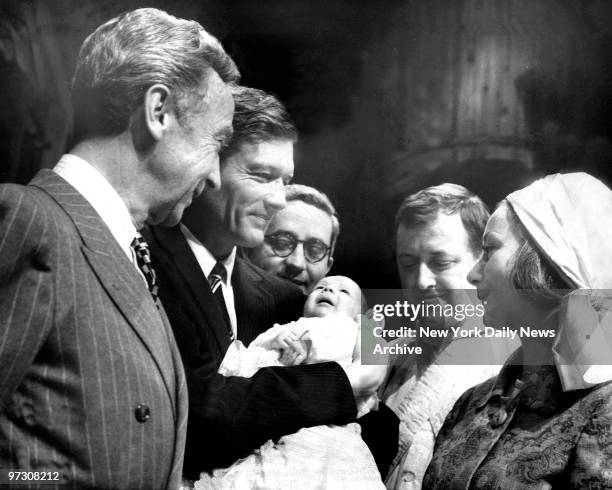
[
  {"xmin": 248, "ymin": 184, "xmax": 338, "ymax": 294},
  {"xmin": 145, "ymin": 87, "xmax": 392, "ymax": 479},
  {"xmin": 247, "ymin": 183, "xmax": 399, "ymax": 477}
]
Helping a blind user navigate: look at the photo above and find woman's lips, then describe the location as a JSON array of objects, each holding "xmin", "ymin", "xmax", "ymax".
[{"xmin": 476, "ymin": 289, "xmax": 490, "ymax": 303}]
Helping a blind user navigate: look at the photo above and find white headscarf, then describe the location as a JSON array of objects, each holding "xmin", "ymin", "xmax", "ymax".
[{"xmin": 507, "ymin": 172, "xmax": 612, "ymax": 391}]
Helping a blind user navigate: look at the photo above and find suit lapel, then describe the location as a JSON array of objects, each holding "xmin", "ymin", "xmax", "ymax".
[
  {"xmin": 233, "ymin": 259, "xmax": 275, "ymax": 344},
  {"xmin": 148, "ymin": 226, "xmax": 231, "ymax": 353},
  {"xmin": 30, "ymin": 170, "xmax": 177, "ymax": 414}
]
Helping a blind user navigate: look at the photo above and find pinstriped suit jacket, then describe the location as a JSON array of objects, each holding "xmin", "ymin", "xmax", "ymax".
[{"xmin": 0, "ymin": 170, "xmax": 188, "ymax": 490}]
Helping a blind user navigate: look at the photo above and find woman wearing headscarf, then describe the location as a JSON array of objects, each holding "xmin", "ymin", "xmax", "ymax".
[{"xmin": 423, "ymin": 172, "xmax": 612, "ymax": 489}]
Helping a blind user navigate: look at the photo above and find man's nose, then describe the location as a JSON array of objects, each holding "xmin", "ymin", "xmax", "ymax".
[
  {"xmin": 206, "ymin": 157, "xmax": 222, "ymax": 191},
  {"xmin": 284, "ymin": 242, "xmax": 306, "ymax": 273},
  {"xmin": 264, "ymin": 183, "xmax": 287, "ymax": 214},
  {"xmin": 467, "ymin": 256, "xmax": 483, "ymax": 286},
  {"xmin": 417, "ymin": 263, "xmax": 436, "ymax": 290}
]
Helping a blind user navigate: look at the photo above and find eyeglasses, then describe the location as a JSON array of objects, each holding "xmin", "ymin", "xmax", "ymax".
[{"xmin": 264, "ymin": 231, "xmax": 331, "ymax": 264}]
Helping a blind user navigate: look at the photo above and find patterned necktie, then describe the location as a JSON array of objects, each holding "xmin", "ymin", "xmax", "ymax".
[
  {"xmin": 208, "ymin": 262, "xmax": 234, "ymax": 341},
  {"xmin": 131, "ymin": 233, "xmax": 159, "ymax": 304}
]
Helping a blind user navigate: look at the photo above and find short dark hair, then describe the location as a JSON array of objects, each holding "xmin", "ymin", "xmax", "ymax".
[
  {"xmin": 395, "ymin": 183, "xmax": 489, "ymax": 254},
  {"xmin": 222, "ymin": 86, "xmax": 297, "ymax": 157},
  {"xmin": 71, "ymin": 8, "xmax": 239, "ymax": 142},
  {"xmin": 506, "ymin": 202, "xmax": 573, "ymax": 305},
  {"xmin": 285, "ymin": 184, "xmax": 340, "ymax": 255}
]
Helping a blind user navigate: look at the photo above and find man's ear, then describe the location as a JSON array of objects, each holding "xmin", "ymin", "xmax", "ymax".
[
  {"xmin": 326, "ymin": 256, "xmax": 334, "ymax": 274},
  {"xmin": 143, "ymin": 84, "xmax": 172, "ymax": 141}
]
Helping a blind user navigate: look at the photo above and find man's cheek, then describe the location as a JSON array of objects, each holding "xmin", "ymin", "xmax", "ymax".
[{"xmin": 268, "ymin": 257, "xmax": 285, "ymax": 271}]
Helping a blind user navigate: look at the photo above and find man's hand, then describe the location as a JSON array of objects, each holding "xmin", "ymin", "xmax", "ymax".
[
  {"xmin": 343, "ymin": 362, "xmax": 388, "ymax": 398},
  {"xmin": 345, "ymin": 317, "xmax": 388, "ymax": 398}
]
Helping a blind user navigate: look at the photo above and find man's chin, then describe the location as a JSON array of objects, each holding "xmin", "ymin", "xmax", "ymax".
[
  {"xmin": 154, "ymin": 207, "xmax": 182, "ymax": 228},
  {"xmin": 277, "ymin": 275, "xmax": 308, "ymax": 294},
  {"xmin": 235, "ymin": 228, "xmax": 266, "ymax": 249}
]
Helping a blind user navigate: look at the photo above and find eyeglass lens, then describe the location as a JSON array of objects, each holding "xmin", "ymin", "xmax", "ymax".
[{"xmin": 266, "ymin": 232, "xmax": 329, "ymax": 263}]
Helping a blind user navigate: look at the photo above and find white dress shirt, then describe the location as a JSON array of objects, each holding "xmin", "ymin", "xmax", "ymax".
[
  {"xmin": 180, "ymin": 223, "xmax": 238, "ymax": 338},
  {"xmin": 53, "ymin": 153, "xmax": 140, "ymax": 269}
]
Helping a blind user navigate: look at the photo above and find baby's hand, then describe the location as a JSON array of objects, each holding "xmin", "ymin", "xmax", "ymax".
[
  {"xmin": 279, "ymin": 338, "xmax": 311, "ymax": 366},
  {"xmin": 276, "ymin": 331, "xmax": 311, "ymax": 366},
  {"xmin": 270, "ymin": 330, "xmax": 298, "ymax": 350}
]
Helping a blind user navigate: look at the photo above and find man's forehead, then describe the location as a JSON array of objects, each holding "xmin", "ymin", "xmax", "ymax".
[
  {"xmin": 187, "ymin": 78, "xmax": 234, "ymax": 133},
  {"xmin": 234, "ymin": 138, "xmax": 293, "ymax": 168},
  {"xmin": 216, "ymin": 125, "xmax": 234, "ymax": 143},
  {"xmin": 269, "ymin": 200, "xmax": 333, "ymax": 240},
  {"xmin": 397, "ymin": 212, "xmax": 473, "ymax": 253},
  {"xmin": 199, "ymin": 72, "xmax": 234, "ymax": 111}
]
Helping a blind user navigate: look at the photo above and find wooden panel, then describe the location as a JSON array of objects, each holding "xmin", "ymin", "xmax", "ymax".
[{"xmin": 362, "ymin": 0, "xmax": 600, "ymax": 198}]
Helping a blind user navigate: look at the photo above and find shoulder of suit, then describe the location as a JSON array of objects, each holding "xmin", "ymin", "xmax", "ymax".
[
  {"xmin": 0, "ymin": 182, "xmax": 72, "ymax": 228},
  {"xmin": 1, "ymin": 182, "xmax": 52, "ymax": 206},
  {"xmin": 0, "ymin": 183, "xmax": 73, "ymax": 260}
]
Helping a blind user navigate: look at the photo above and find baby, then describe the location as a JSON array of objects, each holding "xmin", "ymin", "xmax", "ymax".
[
  {"xmin": 199, "ymin": 276, "xmax": 385, "ymax": 489},
  {"xmin": 218, "ymin": 275, "xmax": 364, "ymax": 378}
]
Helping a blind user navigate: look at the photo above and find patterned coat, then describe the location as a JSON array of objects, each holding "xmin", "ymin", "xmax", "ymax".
[
  {"xmin": 380, "ymin": 337, "xmax": 506, "ymax": 490},
  {"xmin": 423, "ymin": 349, "xmax": 612, "ymax": 489}
]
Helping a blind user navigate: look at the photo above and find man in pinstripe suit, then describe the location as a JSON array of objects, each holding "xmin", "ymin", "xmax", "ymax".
[{"xmin": 0, "ymin": 9, "xmax": 238, "ymax": 489}]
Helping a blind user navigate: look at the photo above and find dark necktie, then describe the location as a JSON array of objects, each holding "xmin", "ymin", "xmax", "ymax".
[
  {"xmin": 209, "ymin": 262, "xmax": 234, "ymax": 341},
  {"xmin": 131, "ymin": 233, "xmax": 159, "ymax": 304}
]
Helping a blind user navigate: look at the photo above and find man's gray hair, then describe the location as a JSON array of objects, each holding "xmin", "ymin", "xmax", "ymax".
[{"xmin": 71, "ymin": 8, "xmax": 240, "ymax": 142}]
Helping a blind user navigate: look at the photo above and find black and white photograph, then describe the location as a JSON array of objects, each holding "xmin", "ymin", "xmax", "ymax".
[{"xmin": 1, "ymin": 1, "xmax": 612, "ymax": 488}]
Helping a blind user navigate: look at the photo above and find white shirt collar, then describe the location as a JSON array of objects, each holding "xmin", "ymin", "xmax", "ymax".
[
  {"xmin": 179, "ymin": 223, "xmax": 237, "ymax": 281},
  {"xmin": 53, "ymin": 154, "xmax": 137, "ymax": 260}
]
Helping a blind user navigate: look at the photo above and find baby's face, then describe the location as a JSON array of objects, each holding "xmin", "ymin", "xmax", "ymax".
[{"xmin": 303, "ymin": 276, "xmax": 362, "ymax": 319}]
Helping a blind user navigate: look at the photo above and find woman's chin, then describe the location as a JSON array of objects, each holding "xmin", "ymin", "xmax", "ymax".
[{"xmin": 482, "ymin": 311, "xmax": 505, "ymax": 330}]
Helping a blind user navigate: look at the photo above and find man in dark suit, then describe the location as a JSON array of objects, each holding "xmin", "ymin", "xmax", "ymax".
[
  {"xmin": 0, "ymin": 8, "xmax": 238, "ymax": 489},
  {"xmin": 147, "ymin": 86, "xmax": 391, "ymax": 478}
]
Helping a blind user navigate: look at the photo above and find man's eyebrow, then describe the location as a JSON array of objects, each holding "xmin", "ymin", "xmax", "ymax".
[
  {"xmin": 272, "ymin": 229, "xmax": 297, "ymax": 238},
  {"xmin": 249, "ymin": 161, "xmax": 284, "ymax": 180},
  {"xmin": 248, "ymin": 162, "xmax": 292, "ymax": 182},
  {"xmin": 248, "ymin": 162, "xmax": 272, "ymax": 172},
  {"xmin": 217, "ymin": 126, "xmax": 234, "ymax": 145}
]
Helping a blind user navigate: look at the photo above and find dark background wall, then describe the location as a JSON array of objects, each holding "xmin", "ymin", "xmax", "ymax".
[{"xmin": 2, "ymin": 0, "xmax": 612, "ymax": 288}]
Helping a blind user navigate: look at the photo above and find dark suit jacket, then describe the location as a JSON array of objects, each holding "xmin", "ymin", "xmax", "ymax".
[
  {"xmin": 0, "ymin": 171, "xmax": 188, "ymax": 490},
  {"xmin": 146, "ymin": 225, "xmax": 358, "ymax": 477}
]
